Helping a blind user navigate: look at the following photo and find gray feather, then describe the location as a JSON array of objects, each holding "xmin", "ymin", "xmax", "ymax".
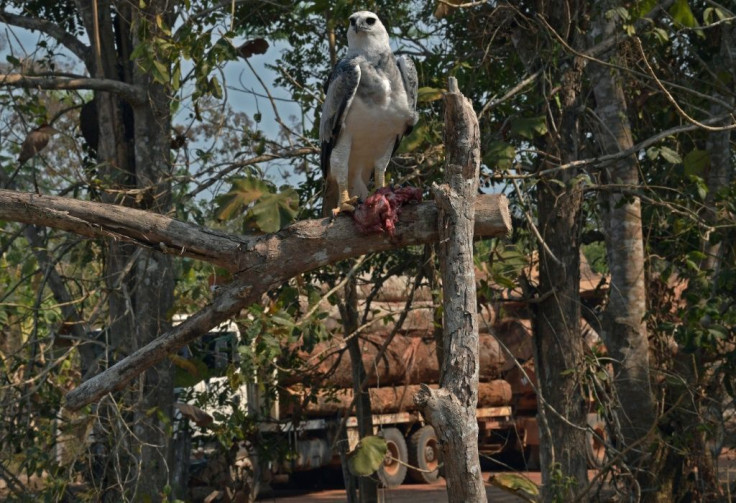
[
  {"xmin": 397, "ymin": 55, "xmax": 418, "ymax": 116},
  {"xmin": 319, "ymin": 59, "xmax": 360, "ymax": 178}
]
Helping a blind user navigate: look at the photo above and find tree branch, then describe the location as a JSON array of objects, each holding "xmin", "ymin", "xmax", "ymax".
[
  {"xmin": 0, "ymin": 189, "xmax": 510, "ymax": 274},
  {"xmin": 0, "ymin": 10, "xmax": 91, "ymax": 65},
  {"xmin": 0, "ymin": 74, "xmax": 146, "ymax": 105},
  {"xmin": 0, "ymin": 189, "xmax": 511, "ymax": 411}
]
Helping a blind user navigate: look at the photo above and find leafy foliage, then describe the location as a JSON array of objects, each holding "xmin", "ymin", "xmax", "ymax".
[{"xmin": 347, "ymin": 435, "xmax": 388, "ymax": 477}]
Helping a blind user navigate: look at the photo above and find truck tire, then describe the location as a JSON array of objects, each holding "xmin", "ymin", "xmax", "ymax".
[
  {"xmin": 227, "ymin": 444, "xmax": 259, "ymax": 503},
  {"xmin": 408, "ymin": 425, "xmax": 441, "ymax": 484},
  {"xmin": 378, "ymin": 428, "xmax": 408, "ymax": 488},
  {"xmin": 586, "ymin": 413, "xmax": 607, "ymax": 469}
]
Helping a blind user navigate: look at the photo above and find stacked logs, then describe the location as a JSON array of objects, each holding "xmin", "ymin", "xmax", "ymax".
[
  {"xmin": 279, "ymin": 272, "xmax": 550, "ymax": 418},
  {"xmin": 278, "ymin": 254, "xmax": 606, "ymax": 419}
]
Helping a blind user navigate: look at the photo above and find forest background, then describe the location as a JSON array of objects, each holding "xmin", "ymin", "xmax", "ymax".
[{"xmin": 0, "ymin": 0, "xmax": 734, "ymax": 502}]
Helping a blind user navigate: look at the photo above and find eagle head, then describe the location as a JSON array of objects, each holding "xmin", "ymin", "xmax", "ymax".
[{"xmin": 347, "ymin": 11, "xmax": 389, "ymax": 49}]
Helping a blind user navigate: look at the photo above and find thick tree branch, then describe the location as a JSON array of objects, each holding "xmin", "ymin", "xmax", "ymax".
[
  {"xmin": 0, "ymin": 10, "xmax": 91, "ymax": 65},
  {"xmin": 0, "ymin": 74, "xmax": 146, "ymax": 105},
  {"xmin": 0, "ymin": 188, "xmax": 511, "ymax": 411},
  {"xmin": 0, "ymin": 189, "xmax": 510, "ymax": 275}
]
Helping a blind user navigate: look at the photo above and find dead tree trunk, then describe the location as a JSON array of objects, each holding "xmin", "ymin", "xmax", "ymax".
[{"xmin": 414, "ymin": 78, "xmax": 486, "ymax": 502}]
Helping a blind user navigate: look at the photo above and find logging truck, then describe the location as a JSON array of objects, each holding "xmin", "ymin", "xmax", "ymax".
[
  {"xmin": 175, "ymin": 270, "xmax": 608, "ymax": 500},
  {"xmin": 176, "ymin": 319, "xmax": 528, "ymax": 492}
]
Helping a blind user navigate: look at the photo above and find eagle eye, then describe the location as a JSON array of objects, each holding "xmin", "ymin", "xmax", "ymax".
[
  {"xmin": 366, "ymin": 17, "xmax": 376, "ymax": 26},
  {"xmin": 350, "ymin": 18, "xmax": 356, "ymax": 26}
]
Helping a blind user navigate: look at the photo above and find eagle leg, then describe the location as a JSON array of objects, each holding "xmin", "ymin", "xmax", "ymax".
[
  {"xmin": 332, "ymin": 187, "xmax": 359, "ymax": 218},
  {"xmin": 373, "ymin": 141, "xmax": 395, "ymax": 191}
]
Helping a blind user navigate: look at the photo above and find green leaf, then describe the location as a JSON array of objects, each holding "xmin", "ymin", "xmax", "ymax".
[
  {"xmin": 397, "ymin": 119, "xmax": 428, "ymax": 153},
  {"xmin": 417, "ymin": 86, "xmax": 445, "ymax": 103},
  {"xmin": 151, "ymin": 59, "xmax": 170, "ymax": 85},
  {"xmin": 631, "ymin": 0, "xmax": 659, "ymax": 19},
  {"xmin": 171, "ymin": 356, "xmax": 210, "ymax": 387},
  {"xmin": 488, "ymin": 473, "xmax": 539, "ymax": 501},
  {"xmin": 246, "ymin": 188, "xmax": 300, "ymax": 233},
  {"xmin": 492, "ymin": 272, "xmax": 517, "ymax": 290},
  {"xmin": 659, "ymin": 146, "xmax": 682, "ymax": 164},
  {"xmin": 510, "ymin": 116, "xmax": 548, "ymax": 139},
  {"xmin": 347, "ymin": 436, "xmax": 388, "ymax": 477},
  {"xmin": 669, "ymin": 0, "xmax": 699, "ymax": 28},
  {"xmin": 652, "ymin": 27, "xmax": 669, "ymax": 43},
  {"xmin": 683, "ymin": 149, "xmax": 709, "ymax": 177},
  {"xmin": 209, "ymin": 76, "xmax": 223, "ymax": 99},
  {"xmin": 704, "ymin": 7, "xmax": 728, "ymax": 25},
  {"xmin": 484, "ymin": 141, "xmax": 516, "ymax": 170},
  {"xmin": 214, "ymin": 177, "xmax": 271, "ymax": 221}
]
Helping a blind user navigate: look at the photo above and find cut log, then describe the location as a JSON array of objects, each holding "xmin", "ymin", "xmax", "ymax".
[
  {"xmin": 306, "ymin": 298, "xmax": 495, "ymax": 336},
  {"xmin": 503, "ymin": 360, "xmax": 537, "ymax": 413},
  {"xmin": 281, "ymin": 380, "xmax": 512, "ymax": 417},
  {"xmin": 284, "ymin": 333, "xmax": 507, "ymax": 388}
]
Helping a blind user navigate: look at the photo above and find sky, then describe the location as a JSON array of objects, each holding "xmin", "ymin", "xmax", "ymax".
[{"xmin": 0, "ymin": 14, "xmax": 304, "ymax": 176}]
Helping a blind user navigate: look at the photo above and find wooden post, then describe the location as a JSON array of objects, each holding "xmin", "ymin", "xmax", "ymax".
[{"xmin": 414, "ymin": 77, "xmax": 486, "ymax": 502}]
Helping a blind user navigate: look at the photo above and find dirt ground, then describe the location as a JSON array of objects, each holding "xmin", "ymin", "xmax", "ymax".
[{"xmin": 260, "ymin": 471, "xmax": 545, "ymax": 503}]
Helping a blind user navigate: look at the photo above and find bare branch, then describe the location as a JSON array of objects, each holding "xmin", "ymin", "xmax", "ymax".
[
  {"xmin": 0, "ymin": 189, "xmax": 510, "ymax": 273},
  {"xmin": 0, "ymin": 74, "xmax": 146, "ymax": 105},
  {"xmin": 536, "ymin": 113, "xmax": 734, "ymax": 177},
  {"xmin": 0, "ymin": 10, "xmax": 91, "ymax": 65}
]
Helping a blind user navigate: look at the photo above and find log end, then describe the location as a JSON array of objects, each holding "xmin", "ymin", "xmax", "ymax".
[{"xmin": 474, "ymin": 194, "xmax": 512, "ymax": 237}]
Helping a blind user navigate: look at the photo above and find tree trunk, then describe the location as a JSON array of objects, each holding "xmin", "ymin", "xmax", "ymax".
[
  {"xmin": 587, "ymin": 1, "xmax": 656, "ymax": 491},
  {"xmin": 129, "ymin": 1, "xmax": 176, "ymax": 496},
  {"xmin": 701, "ymin": 23, "xmax": 735, "ymax": 282},
  {"xmin": 533, "ymin": 7, "xmax": 589, "ymax": 499},
  {"xmin": 414, "ymin": 78, "xmax": 485, "ymax": 503},
  {"xmin": 341, "ymin": 275, "xmax": 378, "ymax": 503},
  {"xmin": 71, "ymin": 1, "xmax": 176, "ymax": 499}
]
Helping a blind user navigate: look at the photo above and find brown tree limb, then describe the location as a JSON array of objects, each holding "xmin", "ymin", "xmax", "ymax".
[
  {"xmin": 0, "ymin": 74, "xmax": 146, "ymax": 105},
  {"xmin": 0, "ymin": 10, "xmax": 91, "ymax": 65},
  {"xmin": 0, "ymin": 188, "xmax": 510, "ymax": 410},
  {"xmin": 0, "ymin": 189, "xmax": 510, "ymax": 275}
]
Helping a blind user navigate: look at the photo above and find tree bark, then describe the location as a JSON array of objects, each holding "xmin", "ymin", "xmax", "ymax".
[
  {"xmin": 534, "ymin": 4, "xmax": 589, "ymax": 499},
  {"xmin": 587, "ymin": 0, "xmax": 656, "ymax": 481},
  {"xmin": 128, "ymin": 1, "xmax": 177, "ymax": 496},
  {"xmin": 413, "ymin": 78, "xmax": 485, "ymax": 502},
  {"xmin": 341, "ymin": 275, "xmax": 377, "ymax": 503},
  {"xmin": 53, "ymin": 195, "xmax": 510, "ymax": 411}
]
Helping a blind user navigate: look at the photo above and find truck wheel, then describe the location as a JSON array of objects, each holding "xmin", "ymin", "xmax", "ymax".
[
  {"xmin": 586, "ymin": 413, "xmax": 607, "ymax": 469},
  {"xmin": 408, "ymin": 425, "xmax": 441, "ymax": 484},
  {"xmin": 227, "ymin": 444, "xmax": 259, "ymax": 503},
  {"xmin": 378, "ymin": 428, "xmax": 408, "ymax": 488}
]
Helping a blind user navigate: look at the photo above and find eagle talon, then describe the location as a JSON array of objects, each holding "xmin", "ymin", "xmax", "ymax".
[{"xmin": 330, "ymin": 201, "xmax": 356, "ymax": 220}]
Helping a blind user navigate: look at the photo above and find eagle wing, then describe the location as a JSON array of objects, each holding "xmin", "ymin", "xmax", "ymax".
[
  {"xmin": 319, "ymin": 58, "xmax": 361, "ymax": 179},
  {"xmin": 394, "ymin": 54, "xmax": 419, "ymax": 151}
]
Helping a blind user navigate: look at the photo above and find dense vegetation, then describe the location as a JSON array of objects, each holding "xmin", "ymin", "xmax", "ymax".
[{"xmin": 0, "ymin": 0, "xmax": 733, "ymax": 501}]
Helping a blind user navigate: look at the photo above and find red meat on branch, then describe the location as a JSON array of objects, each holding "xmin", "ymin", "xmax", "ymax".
[{"xmin": 352, "ymin": 186, "xmax": 422, "ymax": 236}]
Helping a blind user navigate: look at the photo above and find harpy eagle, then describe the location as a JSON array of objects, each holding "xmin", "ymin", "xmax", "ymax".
[{"xmin": 320, "ymin": 10, "xmax": 418, "ymax": 217}]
